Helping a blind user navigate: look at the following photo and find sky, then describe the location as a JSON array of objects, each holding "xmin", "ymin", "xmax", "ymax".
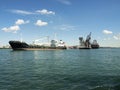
[{"xmin": 0, "ymin": 0, "xmax": 120, "ymax": 47}]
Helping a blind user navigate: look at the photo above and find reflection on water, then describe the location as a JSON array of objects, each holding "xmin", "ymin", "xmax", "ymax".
[{"xmin": 34, "ymin": 51, "xmax": 40, "ymax": 60}]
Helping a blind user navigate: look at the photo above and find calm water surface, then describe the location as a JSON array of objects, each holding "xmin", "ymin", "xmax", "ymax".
[{"xmin": 0, "ymin": 48, "xmax": 120, "ymax": 90}]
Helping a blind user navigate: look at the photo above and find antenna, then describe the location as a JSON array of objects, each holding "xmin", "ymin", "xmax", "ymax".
[
  {"xmin": 47, "ymin": 36, "xmax": 50, "ymax": 44},
  {"xmin": 54, "ymin": 33, "xmax": 57, "ymax": 41},
  {"xmin": 20, "ymin": 33, "xmax": 23, "ymax": 42}
]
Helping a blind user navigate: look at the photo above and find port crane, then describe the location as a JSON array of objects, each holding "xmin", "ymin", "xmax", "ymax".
[
  {"xmin": 85, "ymin": 32, "xmax": 91, "ymax": 48},
  {"xmin": 79, "ymin": 32, "xmax": 92, "ymax": 48}
]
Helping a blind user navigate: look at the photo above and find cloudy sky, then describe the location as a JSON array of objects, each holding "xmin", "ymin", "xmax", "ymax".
[{"xmin": 0, "ymin": 0, "xmax": 120, "ymax": 47}]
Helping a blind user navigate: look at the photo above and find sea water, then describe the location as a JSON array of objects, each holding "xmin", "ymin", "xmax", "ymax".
[{"xmin": 0, "ymin": 48, "xmax": 120, "ymax": 90}]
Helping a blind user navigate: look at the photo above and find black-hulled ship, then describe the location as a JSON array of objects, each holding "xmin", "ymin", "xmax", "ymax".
[
  {"xmin": 9, "ymin": 37, "xmax": 67, "ymax": 50},
  {"xmin": 91, "ymin": 40, "xmax": 99, "ymax": 49},
  {"xmin": 79, "ymin": 32, "xmax": 99, "ymax": 49}
]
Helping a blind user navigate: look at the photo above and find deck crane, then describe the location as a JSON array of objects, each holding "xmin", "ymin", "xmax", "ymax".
[{"xmin": 33, "ymin": 36, "xmax": 50, "ymax": 46}]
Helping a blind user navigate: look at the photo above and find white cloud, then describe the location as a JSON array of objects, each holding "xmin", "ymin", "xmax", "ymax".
[
  {"xmin": 113, "ymin": 36, "xmax": 119, "ymax": 40},
  {"xmin": 36, "ymin": 9, "xmax": 55, "ymax": 15},
  {"xmin": 54, "ymin": 25, "xmax": 76, "ymax": 31},
  {"xmin": 2, "ymin": 25, "xmax": 20, "ymax": 33},
  {"xmin": 35, "ymin": 20, "xmax": 48, "ymax": 26},
  {"xmin": 15, "ymin": 19, "xmax": 29, "ymax": 25},
  {"xmin": 103, "ymin": 30, "xmax": 113, "ymax": 35},
  {"xmin": 11, "ymin": 10, "xmax": 34, "ymax": 15},
  {"xmin": 1, "ymin": 19, "xmax": 29, "ymax": 33},
  {"xmin": 57, "ymin": 0, "xmax": 71, "ymax": 5},
  {"xmin": 11, "ymin": 9, "xmax": 55, "ymax": 15},
  {"xmin": 103, "ymin": 37, "xmax": 111, "ymax": 41},
  {"xmin": 113, "ymin": 33, "xmax": 120, "ymax": 40}
]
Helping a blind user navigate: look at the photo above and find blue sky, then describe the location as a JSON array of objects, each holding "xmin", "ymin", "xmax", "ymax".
[{"xmin": 0, "ymin": 0, "xmax": 120, "ymax": 47}]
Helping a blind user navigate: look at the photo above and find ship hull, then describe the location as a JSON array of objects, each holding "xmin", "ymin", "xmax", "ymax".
[
  {"xmin": 9, "ymin": 41, "xmax": 67, "ymax": 50},
  {"xmin": 79, "ymin": 47, "xmax": 91, "ymax": 49},
  {"xmin": 78, "ymin": 46, "xmax": 91, "ymax": 49},
  {"xmin": 79, "ymin": 46, "xmax": 99, "ymax": 49},
  {"xmin": 10, "ymin": 48, "xmax": 67, "ymax": 50},
  {"xmin": 79, "ymin": 45, "xmax": 99, "ymax": 49},
  {"xmin": 91, "ymin": 44, "xmax": 99, "ymax": 49}
]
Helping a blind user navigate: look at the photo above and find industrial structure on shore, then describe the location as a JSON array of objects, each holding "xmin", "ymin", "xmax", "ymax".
[{"xmin": 79, "ymin": 32, "xmax": 99, "ymax": 49}]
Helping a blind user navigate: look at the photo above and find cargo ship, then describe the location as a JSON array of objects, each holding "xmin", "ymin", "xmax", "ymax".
[
  {"xmin": 9, "ymin": 36, "xmax": 67, "ymax": 50},
  {"xmin": 79, "ymin": 32, "xmax": 99, "ymax": 49}
]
